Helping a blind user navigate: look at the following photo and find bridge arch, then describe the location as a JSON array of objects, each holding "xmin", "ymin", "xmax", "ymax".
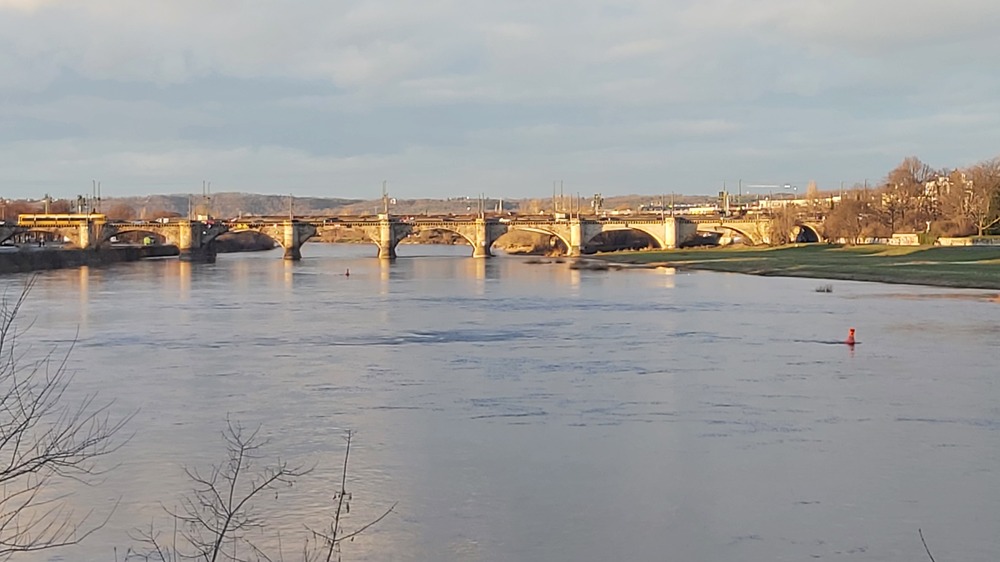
[
  {"xmin": 228, "ymin": 221, "xmax": 316, "ymax": 260},
  {"xmin": 581, "ymin": 229, "xmax": 659, "ymax": 252},
  {"xmin": 0, "ymin": 229, "xmax": 17, "ymax": 245},
  {"xmin": 696, "ymin": 224, "xmax": 761, "ymax": 245},
  {"xmin": 505, "ymin": 225, "xmax": 572, "ymax": 256},
  {"xmin": 407, "ymin": 224, "xmax": 478, "ymax": 252},
  {"xmin": 4, "ymin": 227, "xmax": 59, "ymax": 245},
  {"xmin": 227, "ymin": 225, "xmax": 282, "ymax": 248},
  {"xmin": 581, "ymin": 224, "xmax": 670, "ymax": 251},
  {"xmin": 794, "ymin": 223, "xmax": 823, "ymax": 243},
  {"xmin": 723, "ymin": 225, "xmax": 758, "ymax": 245},
  {"xmin": 98, "ymin": 227, "xmax": 167, "ymax": 246}
]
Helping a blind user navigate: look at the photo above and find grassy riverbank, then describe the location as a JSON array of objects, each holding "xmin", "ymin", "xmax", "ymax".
[{"xmin": 596, "ymin": 244, "xmax": 1000, "ymax": 289}]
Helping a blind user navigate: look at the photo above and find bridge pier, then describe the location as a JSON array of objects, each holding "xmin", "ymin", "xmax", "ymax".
[
  {"xmin": 567, "ymin": 219, "xmax": 583, "ymax": 257},
  {"xmin": 281, "ymin": 221, "xmax": 317, "ymax": 261},
  {"xmin": 377, "ymin": 243, "xmax": 396, "ymax": 260},
  {"xmin": 472, "ymin": 218, "xmax": 492, "ymax": 258},
  {"xmin": 179, "ymin": 246, "xmax": 217, "ymax": 263},
  {"xmin": 175, "ymin": 221, "xmax": 227, "ymax": 263},
  {"xmin": 377, "ymin": 215, "xmax": 402, "ymax": 259}
]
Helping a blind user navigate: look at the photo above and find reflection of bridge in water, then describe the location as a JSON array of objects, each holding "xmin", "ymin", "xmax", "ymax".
[{"xmin": 11, "ymin": 213, "xmax": 818, "ymax": 261}]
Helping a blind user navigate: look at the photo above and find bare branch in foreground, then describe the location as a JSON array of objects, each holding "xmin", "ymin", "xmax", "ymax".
[
  {"xmin": 919, "ymin": 528, "xmax": 937, "ymax": 562},
  {"xmin": 304, "ymin": 431, "xmax": 396, "ymax": 562},
  {"xmin": 0, "ymin": 276, "xmax": 132, "ymax": 557}
]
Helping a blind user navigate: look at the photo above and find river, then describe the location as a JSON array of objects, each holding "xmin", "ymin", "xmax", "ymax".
[{"xmin": 5, "ymin": 244, "xmax": 999, "ymax": 561}]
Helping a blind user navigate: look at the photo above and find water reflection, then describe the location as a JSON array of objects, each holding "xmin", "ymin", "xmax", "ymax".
[
  {"xmin": 468, "ymin": 258, "xmax": 486, "ymax": 295},
  {"xmin": 173, "ymin": 259, "xmax": 191, "ymax": 301},
  {"xmin": 6, "ymin": 245, "xmax": 1000, "ymax": 561},
  {"xmin": 659, "ymin": 266, "xmax": 677, "ymax": 289},
  {"xmin": 77, "ymin": 266, "xmax": 89, "ymax": 328},
  {"xmin": 283, "ymin": 258, "xmax": 295, "ymax": 291},
  {"xmin": 379, "ymin": 258, "xmax": 390, "ymax": 295},
  {"xmin": 567, "ymin": 264, "xmax": 581, "ymax": 293}
]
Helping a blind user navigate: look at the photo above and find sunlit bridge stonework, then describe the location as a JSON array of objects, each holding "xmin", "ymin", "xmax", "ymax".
[{"xmin": 11, "ymin": 212, "xmax": 815, "ymax": 260}]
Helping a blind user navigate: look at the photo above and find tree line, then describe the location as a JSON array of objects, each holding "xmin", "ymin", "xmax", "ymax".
[{"xmin": 820, "ymin": 156, "xmax": 1000, "ymax": 243}]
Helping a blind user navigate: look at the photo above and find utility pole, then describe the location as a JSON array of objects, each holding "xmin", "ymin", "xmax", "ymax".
[{"xmin": 198, "ymin": 180, "xmax": 211, "ymax": 218}]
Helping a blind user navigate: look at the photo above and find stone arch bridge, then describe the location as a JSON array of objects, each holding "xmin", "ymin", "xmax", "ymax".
[
  {"xmin": 12, "ymin": 213, "xmax": 821, "ymax": 261},
  {"xmin": 689, "ymin": 217, "xmax": 824, "ymax": 245},
  {"xmin": 319, "ymin": 214, "xmax": 704, "ymax": 258},
  {"xmin": 320, "ymin": 214, "xmax": 825, "ymax": 258},
  {"xmin": 14, "ymin": 215, "xmax": 317, "ymax": 261}
]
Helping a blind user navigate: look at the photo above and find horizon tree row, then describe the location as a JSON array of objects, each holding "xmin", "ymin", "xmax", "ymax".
[{"xmin": 818, "ymin": 155, "xmax": 1000, "ymax": 243}]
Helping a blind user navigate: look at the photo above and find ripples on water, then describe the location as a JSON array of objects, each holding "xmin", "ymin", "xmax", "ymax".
[{"xmin": 5, "ymin": 244, "xmax": 1000, "ymax": 561}]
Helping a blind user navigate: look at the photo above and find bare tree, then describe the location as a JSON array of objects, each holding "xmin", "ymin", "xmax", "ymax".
[
  {"xmin": 804, "ymin": 180, "xmax": 825, "ymax": 218},
  {"xmin": 962, "ymin": 158, "xmax": 1000, "ymax": 235},
  {"xmin": 303, "ymin": 431, "xmax": 396, "ymax": 562},
  {"xmin": 825, "ymin": 191, "xmax": 870, "ymax": 244},
  {"xmin": 880, "ymin": 156, "xmax": 938, "ymax": 233},
  {"xmin": 767, "ymin": 204, "xmax": 798, "ymax": 245},
  {"xmin": 3, "ymin": 201, "xmax": 41, "ymax": 220},
  {"xmin": 0, "ymin": 278, "xmax": 131, "ymax": 558},
  {"xmin": 106, "ymin": 204, "xmax": 138, "ymax": 221},
  {"xmin": 162, "ymin": 419, "xmax": 308, "ymax": 562},
  {"xmin": 145, "ymin": 210, "xmax": 183, "ymax": 221},
  {"xmin": 128, "ymin": 425, "xmax": 393, "ymax": 562},
  {"xmin": 47, "ymin": 200, "xmax": 73, "ymax": 214}
]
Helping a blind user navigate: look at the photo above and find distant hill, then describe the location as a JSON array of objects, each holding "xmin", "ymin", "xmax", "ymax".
[
  {"xmin": 108, "ymin": 193, "xmax": 364, "ymax": 219},
  {"xmin": 78, "ymin": 192, "xmax": 719, "ymax": 220}
]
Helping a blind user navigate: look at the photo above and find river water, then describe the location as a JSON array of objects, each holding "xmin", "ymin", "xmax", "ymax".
[{"xmin": 5, "ymin": 244, "xmax": 999, "ymax": 561}]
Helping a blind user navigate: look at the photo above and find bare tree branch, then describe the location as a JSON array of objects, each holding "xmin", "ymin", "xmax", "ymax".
[
  {"xmin": 153, "ymin": 418, "xmax": 309, "ymax": 562},
  {"xmin": 919, "ymin": 528, "xmax": 937, "ymax": 562},
  {"xmin": 0, "ymin": 276, "xmax": 131, "ymax": 557},
  {"xmin": 303, "ymin": 431, "xmax": 396, "ymax": 562},
  {"xmin": 132, "ymin": 426, "xmax": 393, "ymax": 562}
]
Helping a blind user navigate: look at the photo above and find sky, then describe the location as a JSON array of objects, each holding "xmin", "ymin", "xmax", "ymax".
[{"xmin": 2, "ymin": 0, "xmax": 999, "ymax": 201}]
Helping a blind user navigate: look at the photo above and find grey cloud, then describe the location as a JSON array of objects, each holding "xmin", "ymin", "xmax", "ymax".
[{"xmin": 0, "ymin": 0, "xmax": 997, "ymax": 199}]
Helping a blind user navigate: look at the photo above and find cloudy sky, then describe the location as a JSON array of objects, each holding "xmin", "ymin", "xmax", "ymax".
[{"xmin": 2, "ymin": 0, "xmax": 999, "ymax": 200}]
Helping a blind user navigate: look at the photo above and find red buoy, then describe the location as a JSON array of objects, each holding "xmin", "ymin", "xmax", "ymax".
[{"xmin": 845, "ymin": 328, "xmax": 856, "ymax": 345}]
